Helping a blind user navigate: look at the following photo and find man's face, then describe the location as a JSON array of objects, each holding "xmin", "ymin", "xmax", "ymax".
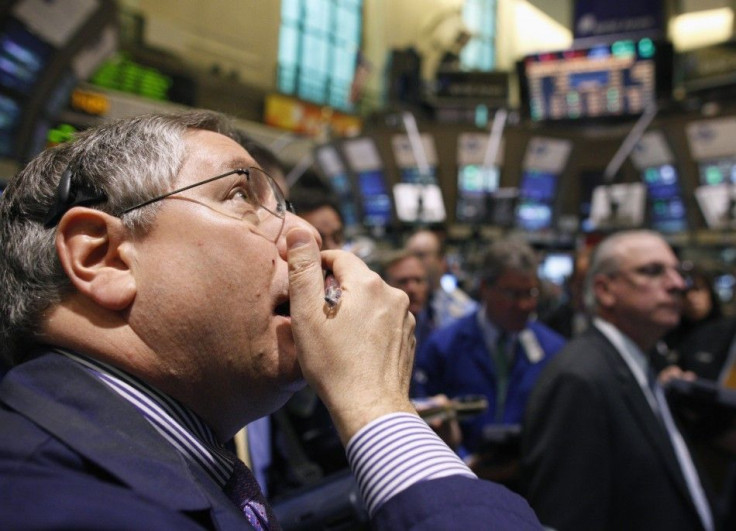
[
  {"xmin": 301, "ymin": 206, "xmax": 344, "ymax": 251},
  {"xmin": 406, "ymin": 232, "xmax": 443, "ymax": 288},
  {"xmin": 385, "ymin": 256, "xmax": 429, "ymax": 316},
  {"xmin": 595, "ymin": 234, "xmax": 685, "ymax": 343},
  {"xmin": 128, "ymin": 130, "xmax": 317, "ymax": 419},
  {"xmin": 481, "ymin": 270, "xmax": 539, "ymax": 332}
]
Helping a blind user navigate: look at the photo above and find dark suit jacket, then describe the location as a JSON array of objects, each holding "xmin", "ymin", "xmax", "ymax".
[
  {"xmin": 521, "ymin": 327, "xmax": 712, "ymax": 531},
  {"xmin": 415, "ymin": 315, "xmax": 566, "ymax": 453},
  {"xmin": 677, "ymin": 316, "xmax": 736, "ymax": 381},
  {"xmin": 0, "ymin": 350, "xmax": 543, "ymax": 530}
]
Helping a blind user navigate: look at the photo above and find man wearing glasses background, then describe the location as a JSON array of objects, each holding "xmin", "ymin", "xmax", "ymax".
[
  {"xmin": 521, "ymin": 230, "xmax": 717, "ymax": 531},
  {"xmin": 413, "ymin": 237, "xmax": 566, "ymax": 487},
  {"xmin": 0, "ymin": 111, "xmax": 542, "ymax": 530}
]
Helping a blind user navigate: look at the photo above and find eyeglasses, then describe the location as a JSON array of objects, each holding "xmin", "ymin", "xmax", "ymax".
[
  {"xmin": 44, "ymin": 165, "xmax": 294, "ymax": 241},
  {"xmin": 492, "ymin": 286, "xmax": 540, "ymax": 302},
  {"xmin": 609, "ymin": 262, "xmax": 690, "ymax": 287}
]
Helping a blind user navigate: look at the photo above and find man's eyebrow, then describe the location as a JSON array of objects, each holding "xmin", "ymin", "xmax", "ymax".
[{"xmin": 214, "ymin": 157, "xmax": 255, "ymax": 173}]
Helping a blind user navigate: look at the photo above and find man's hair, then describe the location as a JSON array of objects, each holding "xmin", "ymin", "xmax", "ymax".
[
  {"xmin": 480, "ymin": 237, "xmax": 538, "ymax": 285},
  {"xmin": 583, "ymin": 229, "xmax": 663, "ymax": 312},
  {"xmin": 0, "ymin": 110, "xmax": 236, "ymax": 366},
  {"xmin": 378, "ymin": 248, "xmax": 424, "ymax": 281},
  {"xmin": 406, "ymin": 228, "xmax": 446, "ymax": 257}
]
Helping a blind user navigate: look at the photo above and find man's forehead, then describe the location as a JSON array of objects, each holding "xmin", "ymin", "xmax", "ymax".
[
  {"xmin": 618, "ymin": 235, "xmax": 674, "ymax": 264},
  {"xmin": 178, "ymin": 130, "xmax": 256, "ymax": 179},
  {"xmin": 393, "ymin": 255, "xmax": 425, "ymax": 270},
  {"xmin": 495, "ymin": 269, "xmax": 538, "ymax": 286}
]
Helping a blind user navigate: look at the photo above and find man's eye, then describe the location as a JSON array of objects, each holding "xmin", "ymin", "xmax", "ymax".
[
  {"xmin": 229, "ymin": 187, "xmax": 251, "ymax": 202},
  {"xmin": 638, "ymin": 264, "xmax": 665, "ymax": 276}
]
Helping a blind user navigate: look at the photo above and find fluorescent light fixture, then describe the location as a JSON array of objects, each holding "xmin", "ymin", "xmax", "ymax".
[{"xmin": 670, "ymin": 8, "xmax": 734, "ymax": 51}]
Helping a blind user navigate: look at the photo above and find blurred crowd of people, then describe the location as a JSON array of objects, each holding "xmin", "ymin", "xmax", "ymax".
[{"xmin": 256, "ymin": 153, "xmax": 736, "ymax": 530}]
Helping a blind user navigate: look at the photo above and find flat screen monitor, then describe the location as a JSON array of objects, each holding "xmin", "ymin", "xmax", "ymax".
[
  {"xmin": 357, "ymin": 169, "xmax": 392, "ymax": 227},
  {"xmin": 519, "ymin": 169, "xmax": 557, "ymax": 202},
  {"xmin": 698, "ymin": 157, "xmax": 736, "ymax": 186},
  {"xmin": 518, "ymin": 38, "xmax": 673, "ymax": 122},
  {"xmin": 314, "ymin": 145, "xmax": 359, "ymax": 229},
  {"xmin": 399, "ymin": 166, "xmax": 437, "ymax": 185},
  {"xmin": 590, "ymin": 182, "xmax": 646, "ymax": 229},
  {"xmin": 0, "ymin": 18, "xmax": 52, "ymax": 95},
  {"xmin": 642, "ymin": 164, "xmax": 687, "ymax": 232},
  {"xmin": 515, "ymin": 169, "xmax": 557, "ymax": 231},
  {"xmin": 516, "ymin": 200, "xmax": 552, "ymax": 231},
  {"xmin": 455, "ymin": 164, "xmax": 500, "ymax": 224}
]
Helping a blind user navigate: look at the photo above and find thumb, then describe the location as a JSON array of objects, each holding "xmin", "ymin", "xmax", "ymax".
[{"xmin": 286, "ymin": 227, "xmax": 324, "ymax": 314}]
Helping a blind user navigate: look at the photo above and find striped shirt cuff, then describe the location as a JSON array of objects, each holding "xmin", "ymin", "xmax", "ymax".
[{"xmin": 345, "ymin": 412, "xmax": 476, "ymax": 516}]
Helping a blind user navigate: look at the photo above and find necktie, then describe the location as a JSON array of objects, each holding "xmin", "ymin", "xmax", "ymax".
[
  {"xmin": 493, "ymin": 333, "xmax": 510, "ymax": 422},
  {"xmin": 223, "ymin": 456, "xmax": 280, "ymax": 531},
  {"xmin": 649, "ymin": 372, "xmax": 714, "ymax": 531}
]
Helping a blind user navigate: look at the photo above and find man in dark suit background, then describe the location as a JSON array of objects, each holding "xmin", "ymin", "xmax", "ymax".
[
  {"xmin": 521, "ymin": 229, "xmax": 716, "ymax": 531},
  {"xmin": 0, "ymin": 111, "xmax": 542, "ymax": 530}
]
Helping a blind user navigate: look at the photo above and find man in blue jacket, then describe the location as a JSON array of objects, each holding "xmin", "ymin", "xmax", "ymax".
[
  {"xmin": 414, "ymin": 238, "xmax": 565, "ymax": 480},
  {"xmin": 0, "ymin": 111, "xmax": 541, "ymax": 530}
]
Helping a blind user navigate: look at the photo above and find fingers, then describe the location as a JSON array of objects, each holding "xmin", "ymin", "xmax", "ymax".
[{"xmin": 286, "ymin": 227, "xmax": 324, "ymax": 318}]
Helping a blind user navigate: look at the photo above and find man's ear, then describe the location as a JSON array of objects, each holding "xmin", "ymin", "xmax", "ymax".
[
  {"xmin": 592, "ymin": 273, "xmax": 614, "ymax": 309},
  {"xmin": 55, "ymin": 207, "xmax": 136, "ymax": 311}
]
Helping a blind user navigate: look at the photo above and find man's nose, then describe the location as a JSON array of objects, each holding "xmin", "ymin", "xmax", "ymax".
[
  {"xmin": 667, "ymin": 266, "xmax": 687, "ymax": 292},
  {"xmin": 276, "ymin": 212, "xmax": 322, "ymax": 256}
]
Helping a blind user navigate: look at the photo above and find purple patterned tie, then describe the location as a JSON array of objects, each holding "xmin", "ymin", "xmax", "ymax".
[{"xmin": 223, "ymin": 457, "xmax": 280, "ymax": 530}]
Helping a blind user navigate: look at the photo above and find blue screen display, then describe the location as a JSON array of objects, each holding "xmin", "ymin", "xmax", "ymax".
[
  {"xmin": 516, "ymin": 200, "xmax": 552, "ymax": 231},
  {"xmin": 519, "ymin": 170, "xmax": 557, "ymax": 202},
  {"xmin": 358, "ymin": 170, "xmax": 392, "ymax": 226},
  {"xmin": 400, "ymin": 166, "xmax": 437, "ymax": 185},
  {"xmin": 642, "ymin": 164, "xmax": 687, "ymax": 232},
  {"xmin": 0, "ymin": 18, "xmax": 52, "ymax": 94},
  {"xmin": 328, "ymin": 172, "xmax": 358, "ymax": 227}
]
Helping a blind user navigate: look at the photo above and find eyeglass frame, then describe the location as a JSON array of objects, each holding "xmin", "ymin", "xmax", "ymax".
[
  {"xmin": 489, "ymin": 284, "xmax": 541, "ymax": 303},
  {"xmin": 605, "ymin": 261, "xmax": 692, "ymax": 289},
  {"xmin": 44, "ymin": 164, "xmax": 294, "ymax": 230}
]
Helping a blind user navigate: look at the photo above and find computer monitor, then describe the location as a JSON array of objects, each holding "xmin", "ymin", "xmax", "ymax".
[
  {"xmin": 698, "ymin": 157, "xmax": 736, "ymax": 186},
  {"xmin": 399, "ymin": 165, "xmax": 437, "ymax": 185},
  {"xmin": 340, "ymin": 137, "xmax": 393, "ymax": 228},
  {"xmin": 516, "ymin": 201, "xmax": 553, "ymax": 232},
  {"xmin": 515, "ymin": 169, "xmax": 557, "ymax": 231},
  {"xmin": 642, "ymin": 164, "xmax": 687, "ymax": 232},
  {"xmin": 0, "ymin": 18, "xmax": 52, "ymax": 95},
  {"xmin": 357, "ymin": 169, "xmax": 392, "ymax": 227},
  {"xmin": 455, "ymin": 164, "xmax": 500, "ymax": 224},
  {"xmin": 590, "ymin": 182, "xmax": 646, "ymax": 229},
  {"xmin": 314, "ymin": 145, "xmax": 359, "ymax": 229}
]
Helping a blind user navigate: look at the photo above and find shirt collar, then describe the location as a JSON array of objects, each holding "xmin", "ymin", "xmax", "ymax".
[{"xmin": 56, "ymin": 348, "xmax": 236, "ymax": 487}]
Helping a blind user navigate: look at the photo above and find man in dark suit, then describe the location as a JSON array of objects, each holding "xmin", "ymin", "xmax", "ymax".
[
  {"xmin": 415, "ymin": 238, "xmax": 565, "ymax": 487},
  {"xmin": 521, "ymin": 230, "xmax": 716, "ymax": 531},
  {"xmin": 0, "ymin": 111, "xmax": 541, "ymax": 530}
]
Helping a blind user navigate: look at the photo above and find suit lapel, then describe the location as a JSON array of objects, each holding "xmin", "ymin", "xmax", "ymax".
[
  {"xmin": 596, "ymin": 332, "xmax": 694, "ymax": 503},
  {"xmin": 1, "ymin": 352, "xmax": 246, "ymax": 526}
]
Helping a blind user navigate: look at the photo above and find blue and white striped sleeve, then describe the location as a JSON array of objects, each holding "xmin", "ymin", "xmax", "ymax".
[{"xmin": 345, "ymin": 412, "xmax": 477, "ymax": 516}]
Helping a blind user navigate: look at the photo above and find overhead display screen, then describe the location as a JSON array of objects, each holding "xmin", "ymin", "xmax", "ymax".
[{"xmin": 518, "ymin": 39, "xmax": 672, "ymax": 122}]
